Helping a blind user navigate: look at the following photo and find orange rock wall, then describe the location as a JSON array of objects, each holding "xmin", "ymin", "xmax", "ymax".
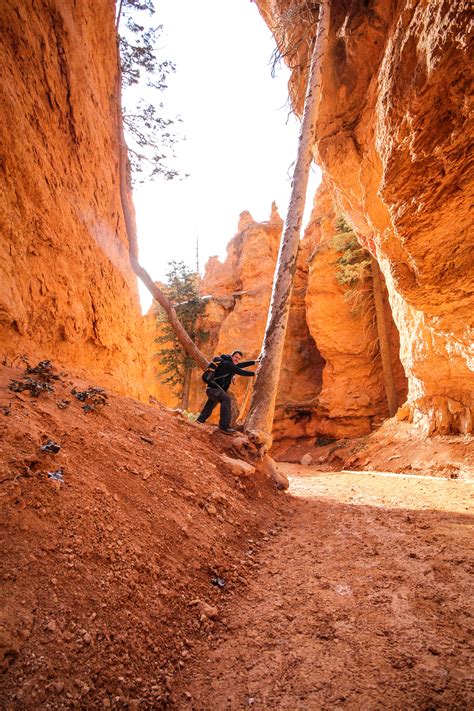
[
  {"xmin": 0, "ymin": 0, "xmax": 154, "ymax": 399},
  {"xmin": 174, "ymin": 207, "xmax": 326, "ymax": 445},
  {"xmin": 256, "ymin": 0, "xmax": 474, "ymax": 434},
  {"xmin": 304, "ymin": 182, "xmax": 407, "ymax": 439},
  {"xmin": 160, "ymin": 202, "xmax": 404, "ymax": 454}
]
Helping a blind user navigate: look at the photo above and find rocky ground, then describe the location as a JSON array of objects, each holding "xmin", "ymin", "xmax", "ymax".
[
  {"xmin": 0, "ymin": 361, "xmax": 472, "ymax": 709},
  {"xmin": 174, "ymin": 468, "xmax": 474, "ymax": 710},
  {"xmin": 276, "ymin": 418, "xmax": 474, "ymax": 481}
]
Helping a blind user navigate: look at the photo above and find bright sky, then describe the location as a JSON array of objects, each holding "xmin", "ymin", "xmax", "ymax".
[{"xmin": 129, "ymin": 0, "xmax": 321, "ymax": 311}]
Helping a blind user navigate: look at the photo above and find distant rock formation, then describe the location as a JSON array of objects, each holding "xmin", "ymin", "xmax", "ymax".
[{"xmin": 154, "ymin": 201, "xmax": 406, "ymax": 456}]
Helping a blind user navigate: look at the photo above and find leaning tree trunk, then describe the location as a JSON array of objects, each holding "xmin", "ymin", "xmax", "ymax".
[
  {"xmin": 370, "ymin": 256, "xmax": 398, "ymax": 417},
  {"xmin": 181, "ymin": 367, "xmax": 192, "ymax": 410},
  {"xmin": 115, "ymin": 39, "xmax": 208, "ymax": 372},
  {"xmin": 245, "ymin": 0, "xmax": 330, "ymax": 448}
]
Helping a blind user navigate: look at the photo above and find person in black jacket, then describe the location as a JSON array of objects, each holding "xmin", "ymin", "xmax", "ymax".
[{"xmin": 196, "ymin": 350, "xmax": 256, "ymax": 434}]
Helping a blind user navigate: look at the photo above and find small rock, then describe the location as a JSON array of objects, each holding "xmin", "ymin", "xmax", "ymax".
[
  {"xmin": 46, "ymin": 620, "xmax": 57, "ymax": 633},
  {"xmin": 220, "ymin": 455, "xmax": 255, "ymax": 478},
  {"xmin": 83, "ymin": 632, "xmax": 92, "ymax": 644},
  {"xmin": 189, "ymin": 599, "xmax": 219, "ymax": 620},
  {"xmin": 206, "ymin": 504, "xmax": 217, "ymax": 516},
  {"xmin": 300, "ymin": 453, "xmax": 312, "ymax": 466},
  {"xmin": 396, "ymin": 403, "xmax": 410, "ymax": 421}
]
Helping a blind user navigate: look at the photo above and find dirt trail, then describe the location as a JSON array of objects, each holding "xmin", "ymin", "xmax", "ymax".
[{"xmin": 175, "ymin": 467, "xmax": 474, "ymax": 710}]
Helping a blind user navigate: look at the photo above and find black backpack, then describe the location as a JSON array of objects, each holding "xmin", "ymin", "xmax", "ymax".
[
  {"xmin": 202, "ymin": 368, "xmax": 215, "ymax": 384},
  {"xmin": 201, "ymin": 357, "xmax": 222, "ymax": 385}
]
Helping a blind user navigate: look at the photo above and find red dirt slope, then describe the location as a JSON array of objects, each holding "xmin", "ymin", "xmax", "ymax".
[{"xmin": 0, "ymin": 361, "xmax": 283, "ymax": 709}]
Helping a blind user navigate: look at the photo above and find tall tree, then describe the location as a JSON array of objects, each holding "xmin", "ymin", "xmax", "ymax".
[
  {"xmin": 245, "ymin": 0, "xmax": 330, "ymax": 448},
  {"xmin": 370, "ymin": 257, "xmax": 398, "ymax": 416},
  {"xmin": 117, "ymin": 0, "xmax": 181, "ymax": 183},
  {"xmin": 155, "ymin": 261, "xmax": 207, "ymax": 408}
]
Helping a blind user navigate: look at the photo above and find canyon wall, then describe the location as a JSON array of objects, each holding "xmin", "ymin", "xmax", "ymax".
[
  {"xmin": 154, "ymin": 202, "xmax": 406, "ymax": 456},
  {"xmin": 255, "ymin": 0, "xmax": 473, "ymax": 435},
  {"xmin": 304, "ymin": 181, "xmax": 407, "ymax": 439},
  {"xmin": 0, "ymin": 0, "xmax": 154, "ymax": 399}
]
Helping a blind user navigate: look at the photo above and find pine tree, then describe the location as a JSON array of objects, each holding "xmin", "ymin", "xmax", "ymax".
[
  {"xmin": 116, "ymin": 4, "xmax": 208, "ymax": 373},
  {"xmin": 155, "ymin": 262, "xmax": 207, "ymax": 407},
  {"xmin": 331, "ymin": 216, "xmax": 372, "ymax": 313},
  {"xmin": 116, "ymin": 0, "xmax": 182, "ymax": 183}
]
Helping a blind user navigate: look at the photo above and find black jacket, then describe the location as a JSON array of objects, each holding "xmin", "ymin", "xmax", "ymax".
[{"xmin": 207, "ymin": 354, "xmax": 256, "ymax": 392}]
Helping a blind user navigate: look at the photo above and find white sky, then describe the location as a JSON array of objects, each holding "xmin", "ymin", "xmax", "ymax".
[{"xmin": 129, "ymin": 0, "xmax": 321, "ymax": 311}]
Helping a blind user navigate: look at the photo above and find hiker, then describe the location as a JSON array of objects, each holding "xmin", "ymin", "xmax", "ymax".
[{"xmin": 196, "ymin": 350, "xmax": 257, "ymax": 434}]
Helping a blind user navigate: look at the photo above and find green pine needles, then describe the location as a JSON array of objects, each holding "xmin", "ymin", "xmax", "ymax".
[
  {"xmin": 331, "ymin": 215, "xmax": 375, "ymax": 323},
  {"xmin": 155, "ymin": 261, "xmax": 207, "ymax": 399},
  {"xmin": 331, "ymin": 216, "xmax": 371, "ymax": 289}
]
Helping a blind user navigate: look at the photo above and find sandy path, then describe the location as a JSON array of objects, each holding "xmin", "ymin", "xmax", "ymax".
[{"xmin": 176, "ymin": 468, "xmax": 474, "ymax": 710}]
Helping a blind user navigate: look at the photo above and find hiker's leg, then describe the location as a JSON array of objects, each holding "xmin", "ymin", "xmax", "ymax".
[
  {"xmin": 217, "ymin": 391, "xmax": 232, "ymax": 429},
  {"xmin": 197, "ymin": 389, "xmax": 218, "ymax": 422}
]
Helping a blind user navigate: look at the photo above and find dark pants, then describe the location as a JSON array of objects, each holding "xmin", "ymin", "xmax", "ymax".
[{"xmin": 197, "ymin": 387, "xmax": 231, "ymax": 429}]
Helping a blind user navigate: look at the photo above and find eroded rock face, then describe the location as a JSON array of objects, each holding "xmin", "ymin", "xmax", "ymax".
[
  {"xmin": 303, "ymin": 182, "xmax": 407, "ymax": 440},
  {"xmin": 160, "ymin": 200, "xmax": 404, "ymax": 455},
  {"xmin": 175, "ymin": 206, "xmax": 326, "ymax": 446},
  {"xmin": 255, "ymin": 0, "xmax": 473, "ymax": 434},
  {"xmin": 0, "ymin": 0, "xmax": 153, "ymax": 400}
]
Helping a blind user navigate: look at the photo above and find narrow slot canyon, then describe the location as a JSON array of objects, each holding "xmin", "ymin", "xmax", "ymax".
[{"xmin": 0, "ymin": 0, "xmax": 472, "ymax": 709}]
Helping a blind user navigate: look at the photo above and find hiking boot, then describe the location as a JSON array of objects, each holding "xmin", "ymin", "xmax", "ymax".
[{"xmin": 219, "ymin": 427, "xmax": 236, "ymax": 435}]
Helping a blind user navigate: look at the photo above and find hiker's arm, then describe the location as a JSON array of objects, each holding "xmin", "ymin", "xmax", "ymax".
[
  {"xmin": 238, "ymin": 360, "xmax": 256, "ymax": 368},
  {"xmin": 234, "ymin": 366, "xmax": 255, "ymax": 377}
]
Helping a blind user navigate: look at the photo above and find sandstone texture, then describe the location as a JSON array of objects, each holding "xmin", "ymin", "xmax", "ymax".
[
  {"xmin": 256, "ymin": 0, "xmax": 473, "ymax": 435},
  {"xmin": 303, "ymin": 182, "xmax": 407, "ymax": 440},
  {"xmin": 0, "ymin": 0, "xmax": 154, "ymax": 400},
  {"xmin": 180, "ymin": 206, "xmax": 327, "ymax": 447},
  {"xmin": 154, "ymin": 198, "xmax": 406, "ymax": 456}
]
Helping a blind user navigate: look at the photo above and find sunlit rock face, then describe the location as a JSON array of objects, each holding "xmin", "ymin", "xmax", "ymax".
[
  {"xmin": 173, "ymin": 201, "xmax": 404, "ymax": 455},
  {"xmin": 255, "ymin": 0, "xmax": 473, "ymax": 434},
  {"xmin": 181, "ymin": 206, "xmax": 326, "ymax": 446},
  {"xmin": 0, "ymin": 0, "xmax": 154, "ymax": 399},
  {"xmin": 303, "ymin": 182, "xmax": 407, "ymax": 442}
]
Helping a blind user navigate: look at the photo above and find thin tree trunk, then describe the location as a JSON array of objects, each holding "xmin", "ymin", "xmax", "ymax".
[
  {"xmin": 370, "ymin": 256, "xmax": 398, "ymax": 416},
  {"xmin": 115, "ymin": 39, "xmax": 207, "ymax": 372},
  {"xmin": 245, "ymin": 0, "xmax": 330, "ymax": 442},
  {"xmin": 181, "ymin": 367, "xmax": 191, "ymax": 410}
]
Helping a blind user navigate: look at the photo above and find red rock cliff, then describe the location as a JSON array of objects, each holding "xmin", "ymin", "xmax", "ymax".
[
  {"xmin": 155, "ymin": 202, "xmax": 405, "ymax": 456},
  {"xmin": 0, "ymin": 0, "xmax": 153, "ymax": 398},
  {"xmin": 256, "ymin": 0, "xmax": 473, "ymax": 435}
]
